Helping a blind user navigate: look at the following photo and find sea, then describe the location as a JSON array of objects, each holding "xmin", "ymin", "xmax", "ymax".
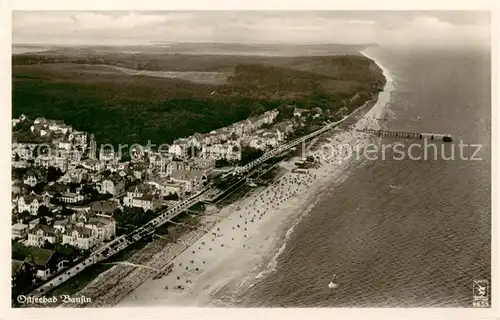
[{"xmin": 237, "ymin": 46, "xmax": 492, "ymax": 307}]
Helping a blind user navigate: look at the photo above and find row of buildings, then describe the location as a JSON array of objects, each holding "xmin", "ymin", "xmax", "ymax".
[
  {"xmin": 10, "ymin": 108, "xmax": 295, "ymax": 276},
  {"xmin": 13, "ymin": 200, "xmax": 118, "ymax": 251},
  {"xmin": 167, "ymin": 110, "xmax": 285, "ymax": 160},
  {"xmin": 11, "ymin": 118, "xmax": 214, "ymax": 254},
  {"xmin": 11, "ymin": 103, "xmax": 312, "ymax": 295},
  {"xmin": 12, "ymin": 247, "xmax": 66, "ymax": 287}
]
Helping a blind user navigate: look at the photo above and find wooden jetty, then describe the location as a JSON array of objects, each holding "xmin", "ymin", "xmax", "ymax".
[{"xmin": 356, "ymin": 129, "xmax": 452, "ymax": 142}]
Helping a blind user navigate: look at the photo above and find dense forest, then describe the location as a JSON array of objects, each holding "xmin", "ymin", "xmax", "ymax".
[{"xmin": 12, "ymin": 50, "xmax": 385, "ymax": 146}]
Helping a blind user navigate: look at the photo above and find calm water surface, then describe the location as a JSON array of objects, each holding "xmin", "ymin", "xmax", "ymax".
[{"xmin": 239, "ymin": 46, "xmax": 491, "ymax": 307}]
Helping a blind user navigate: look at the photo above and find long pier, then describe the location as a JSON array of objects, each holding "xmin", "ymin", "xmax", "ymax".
[
  {"xmin": 356, "ymin": 128, "xmax": 452, "ymax": 141},
  {"xmin": 28, "ymin": 116, "xmax": 348, "ymax": 298}
]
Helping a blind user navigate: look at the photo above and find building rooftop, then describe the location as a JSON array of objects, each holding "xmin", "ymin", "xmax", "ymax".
[
  {"xmin": 87, "ymin": 216, "xmax": 114, "ymax": 227},
  {"xmin": 26, "ymin": 248, "xmax": 55, "ymax": 267},
  {"xmin": 127, "ymin": 184, "xmax": 155, "ymax": 194},
  {"xmin": 131, "ymin": 162, "xmax": 148, "ymax": 170},
  {"xmin": 105, "ymin": 175, "xmax": 125, "ymax": 184},
  {"xmin": 170, "ymin": 169, "xmax": 206, "ymax": 181},
  {"xmin": 60, "ymin": 192, "xmax": 80, "ymax": 198},
  {"xmin": 12, "ymin": 223, "xmax": 28, "ymax": 230},
  {"xmin": 65, "ymin": 225, "xmax": 93, "ymax": 238},
  {"xmin": 163, "ymin": 182, "xmax": 184, "ymax": 188},
  {"xmin": 53, "ymin": 219, "xmax": 70, "ymax": 226},
  {"xmin": 173, "ymin": 138, "xmax": 189, "ymax": 145},
  {"xmin": 29, "ymin": 216, "xmax": 54, "ymax": 224},
  {"xmin": 91, "ymin": 201, "xmax": 119, "ymax": 214},
  {"xmin": 30, "ymin": 224, "xmax": 57, "ymax": 236},
  {"xmin": 134, "ymin": 194, "xmax": 156, "ymax": 201},
  {"xmin": 44, "ymin": 182, "xmax": 66, "ymax": 194},
  {"xmin": 148, "ymin": 176, "xmax": 170, "ymax": 185},
  {"xmin": 49, "ymin": 120, "xmax": 65, "ymax": 126},
  {"xmin": 20, "ymin": 194, "xmax": 44, "ymax": 204},
  {"xmin": 25, "ymin": 169, "xmax": 44, "ymax": 179}
]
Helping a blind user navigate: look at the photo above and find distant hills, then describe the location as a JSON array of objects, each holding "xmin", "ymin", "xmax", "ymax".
[{"xmin": 13, "ymin": 42, "xmax": 378, "ymax": 56}]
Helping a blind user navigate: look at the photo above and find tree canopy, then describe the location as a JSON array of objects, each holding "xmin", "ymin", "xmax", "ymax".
[{"xmin": 12, "ymin": 52, "xmax": 384, "ymax": 148}]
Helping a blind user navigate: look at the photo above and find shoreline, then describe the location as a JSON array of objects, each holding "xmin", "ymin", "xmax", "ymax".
[
  {"xmin": 112, "ymin": 51, "xmax": 394, "ymax": 307},
  {"xmin": 360, "ymin": 49, "xmax": 395, "ymax": 128}
]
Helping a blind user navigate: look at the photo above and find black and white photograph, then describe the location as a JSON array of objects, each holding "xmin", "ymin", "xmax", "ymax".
[{"xmin": 3, "ymin": 2, "xmax": 497, "ymax": 318}]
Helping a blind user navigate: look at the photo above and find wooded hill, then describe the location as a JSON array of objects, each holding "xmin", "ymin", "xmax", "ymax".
[{"xmin": 12, "ymin": 50, "xmax": 385, "ymax": 146}]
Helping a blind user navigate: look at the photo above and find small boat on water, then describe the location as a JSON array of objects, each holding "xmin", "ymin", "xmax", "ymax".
[
  {"xmin": 442, "ymin": 135, "xmax": 453, "ymax": 142},
  {"xmin": 421, "ymin": 133, "xmax": 453, "ymax": 142},
  {"xmin": 328, "ymin": 274, "xmax": 338, "ymax": 289}
]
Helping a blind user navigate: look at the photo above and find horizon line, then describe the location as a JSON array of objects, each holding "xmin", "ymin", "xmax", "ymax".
[{"xmin": 12, "ymin": 41, "xmax": 378, "ymax": 47}]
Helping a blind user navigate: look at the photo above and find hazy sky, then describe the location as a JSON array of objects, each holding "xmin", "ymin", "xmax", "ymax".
[{"xmin": 12, "ymin": 11, "xmax": 490, "ymax": 48}]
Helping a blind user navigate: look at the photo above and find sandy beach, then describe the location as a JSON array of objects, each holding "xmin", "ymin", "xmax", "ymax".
[{"xmin": 114, "ymin": 52, "xmax": 395, "ymax": 307}]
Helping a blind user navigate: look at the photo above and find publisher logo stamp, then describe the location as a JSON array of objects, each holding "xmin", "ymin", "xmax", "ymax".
[{"xmin": 472, "ymin": 279, "xmax": 489, "ymax": 308}]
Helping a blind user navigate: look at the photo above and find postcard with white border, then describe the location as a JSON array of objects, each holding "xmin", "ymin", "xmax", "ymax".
[{"xmin": 1, "ymin": 1, "xmax": 498, "ymax": 319}]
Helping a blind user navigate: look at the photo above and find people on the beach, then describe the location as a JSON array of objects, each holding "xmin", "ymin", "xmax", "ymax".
[{"xmin": 160, "ymin": 123, "xmax": 383, "ymax": 297}]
